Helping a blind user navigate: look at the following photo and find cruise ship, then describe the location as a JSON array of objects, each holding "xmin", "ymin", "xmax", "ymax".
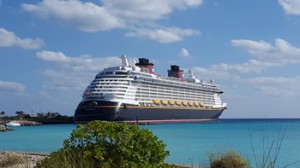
[{"xmin": 74, "ymin": 55, "xmax": 227, "ymax": 123}]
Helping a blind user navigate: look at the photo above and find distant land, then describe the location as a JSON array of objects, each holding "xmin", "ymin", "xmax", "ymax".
[{"xmin": 0, "ymin": 111, "xmax": 73, "ymax": 124}]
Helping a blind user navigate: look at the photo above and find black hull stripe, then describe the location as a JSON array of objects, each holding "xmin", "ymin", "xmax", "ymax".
[{"xmin": 74, "ymin": 100, "xmax": 225, "ymax": 123}]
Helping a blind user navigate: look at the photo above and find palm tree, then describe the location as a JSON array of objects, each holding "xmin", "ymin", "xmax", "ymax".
[
  {"xmin": 0, "ymin": 111, "xmax": 5, "ymax": 115},
  {"xmin": 16, "ymin": 111, "xmax": 25, "ymax": 119},
  {"xmin": 37, "ymin": 112, "xmax": 45, "ymax": 118}
]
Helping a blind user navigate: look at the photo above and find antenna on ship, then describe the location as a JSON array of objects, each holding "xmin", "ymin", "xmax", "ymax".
[
  {"xmin": 132, "ymin": 60, "xmax": 136, "ymax": 66},
  {"xmin": 188, "ymin": 69, "xmax": 200, "ymax": 83},
  {"xmin": 188, "ymin": 69, "xmax": 195, "ymax": 80},
  {"xmin": 121, "ymin": 55, "xmax": 129, "ymax": 67}
]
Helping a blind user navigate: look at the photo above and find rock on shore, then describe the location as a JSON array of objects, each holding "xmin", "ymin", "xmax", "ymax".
[
  {"xmin": 18, "ymin": 120, "xmax": 42, "ymax": 126},
  {"xmin": 0, "ymin": 124, "xmax": 6, "ymax": 131}
]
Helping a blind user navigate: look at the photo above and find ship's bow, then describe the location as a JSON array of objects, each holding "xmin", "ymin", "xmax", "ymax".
[{"xmin": 73, "ymin": 100, "xmax": 119, "ymax": 123}]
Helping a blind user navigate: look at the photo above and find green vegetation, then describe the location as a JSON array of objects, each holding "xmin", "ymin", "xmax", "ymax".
[
  {"xmin": 0, "ymin": 152, "xmax": 28, "ymax": 168},
  {"xmin": 0, "ymin": 110, "xmax": 30, "ymax": 120},
  {"xmin": 251, "ymin": 134, "xmax": 283, "ymax": 168},
  {"xmin": 249, "ymin": 131, "xmax": 300, "ymax": 168},
  {"xmin": 36, "ymin": 121, "xmax": 174, "ymax": 168},
  {"xmin": 209, "ymin": 151, "xmax": 250, "ymax": 168},
  {"xmin": 0, "ymin": 111, "xmax": 73, "ymax": 124}
]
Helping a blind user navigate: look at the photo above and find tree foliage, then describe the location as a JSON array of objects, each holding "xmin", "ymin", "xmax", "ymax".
[
  {"xmin": 37, "ymin": 121, "xmax": 172, "ymax": 168},
  {"xmin": 15, "ymin": 111, "xmax": 30, "ymax": 119},
  {"xmin": 36, "ymin": 112, "xmax": 61, "ymax": 119}
]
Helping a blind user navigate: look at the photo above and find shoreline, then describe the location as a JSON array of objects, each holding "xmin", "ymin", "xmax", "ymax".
[{"xmin": 0, "ymin": 151, "xmax": 197, "ymax": 168}]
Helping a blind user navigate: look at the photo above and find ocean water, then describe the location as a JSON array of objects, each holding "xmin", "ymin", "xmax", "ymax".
[{"xmin": 1, "ymin": 119, "xmax": 300, "ymax": 167}]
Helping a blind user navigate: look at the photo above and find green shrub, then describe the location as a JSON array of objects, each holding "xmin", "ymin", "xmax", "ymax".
[
  {"xmin": 36, "ymin": 147, "xmax": 98, "ymax": 168},
  {"xmin": 0, "ymin": 152, "xmax": 27, "ymax": 167},
  {"xmin": 37, "ymin": 121, "xmax": 173, "ymax": 168},
  {"xmin": 209, "ymin": 151, "xmax": 250, "ymax": 168}
]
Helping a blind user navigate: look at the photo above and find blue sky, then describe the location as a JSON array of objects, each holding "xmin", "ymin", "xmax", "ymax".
[{"xmin": 1, "ymin": 0, "xmax": 300, "ymax": 118}]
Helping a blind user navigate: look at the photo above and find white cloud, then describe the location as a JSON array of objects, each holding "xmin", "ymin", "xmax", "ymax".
[
  {"xmin": 279, "ymin": 0, "xmax": 300, "ymax": 15},
  {"xmin": 0, "ymin": 28, "xmax": 44, "ymax": 49},
  {"xmin": 37, "ymin": 50, "xmax": 71, "ymax": 63},
  {"xmin": 126, "ymin": 27, "xmax": 200, "ymax": 43},
  {"xmin": 23, "ymin": 0, "xmax": 203, "ymax": 28},
  {"xmin": 190, "ymin": 38, "xmax": 300, "ymax": 80},
  {"xmin": 245, "ymin": 76, "xmax": 300, "ymax": 96},
  {"xmin": 231, "ymin": 39, "xmax": 274, "ymax": 54},
  {"xmin": 36, "ymin": 50, "xmax": 121, "ymax": 90},
  {"xmin": 188, "ymin": 38, "xmax": 300, "ymax": 101},
  {"xmin": 231, "ymin": 38, "xmax": 300, "ymax": 62},
  {"xmin": 0, "ymin": 81, "xmax": 26, "ymax": 92},
  {"xmin": 216, "ymin": 38, "xmax": 300, "ymax": 73},
  {"xmin": 22, "ymin": 0, "xmax": 202, "ymax": 42},
  {"xmin": 22, "ymin": 0, "xmax": 124, "ymax": 32},
  {"xmin": 211, "ymin": 60, "xmax": 278, "ymax": 73},
  {"xmin": 104, "ymin": 0, "xmax": 202, "ymax": 21},
  {"xmin": 191, "ymin": 66, "xmax": 239, "ymax": 81},
  {"xmin": 179, "ymin": 48, "xmax": 190, "ymax": 58}
]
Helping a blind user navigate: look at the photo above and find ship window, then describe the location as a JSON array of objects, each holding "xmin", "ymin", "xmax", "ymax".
[
  {"xmin": 105, "ymin": 72, "xmax": 113, "ymax": 75},
  {"xmin": 116, "ymin": 72, "xmax": 128, "ymax": 75}
]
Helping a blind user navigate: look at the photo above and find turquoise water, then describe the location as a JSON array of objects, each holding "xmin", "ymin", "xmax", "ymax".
[{"xmin": 1, "ymin": 119, "xmax": 300, "ymax": 167}]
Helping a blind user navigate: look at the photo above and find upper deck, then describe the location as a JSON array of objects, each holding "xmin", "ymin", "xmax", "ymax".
[{"xmin": 93, "ymin": 55, "xmax": 223, "ymax": 93}]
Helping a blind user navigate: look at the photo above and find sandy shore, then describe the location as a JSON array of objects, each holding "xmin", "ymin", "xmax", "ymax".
[
  {"xmin": 0, "ymin": 151, "xmax": 203, "ymax": 168},
  {"xmin": 0, "ymin": 151, "xmax": 48, "ymax": 168}
]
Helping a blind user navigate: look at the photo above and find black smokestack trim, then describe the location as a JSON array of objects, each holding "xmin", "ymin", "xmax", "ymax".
[
  {"xmin": 170, "ymin": 65, "xmax": 180, "ymax": 71},
  {"xmin": 135, "ymin": 58, "xmax": 154, "ymax": 66}
]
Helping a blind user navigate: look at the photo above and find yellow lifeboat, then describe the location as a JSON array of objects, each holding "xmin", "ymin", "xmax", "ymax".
[
  {"xmin": 199, "ymin": 102, "xmax": 204, "ymax": 107},
  {"xmin": 175, "ymin": 101, "xmax": 181, "ymax": 105},
  {"xmin": 182, "ymin": 101, "xmax": 188, "ymax": 106},
  {"xmin": 161, "ymin": 100, "xmax": 168, "ymax": 105},
  {"xmin": 168, "ymin": 100, "xmax": 175, "ymax": 105},
  {"xmin": 194, "ymin": 102, "xmax": 199, "ymax": 106},
  {"xmin": 188, "ymin": 101, "xmax": 194, "ymax": 106},
  {"xmin": 152, "ymin": 99, "xmax": 161, "ymax": 105}
]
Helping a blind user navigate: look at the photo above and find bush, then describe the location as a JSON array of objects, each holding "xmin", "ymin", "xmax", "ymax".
[
  {"xmin": 0, "ymin": 152, "xmax": 27, "ymax": 167},
  {"xmin": 209, "ymin": 151, "xmax": 250, "ymax": 168},
  {"xmin": 37, "ymin": 121, "xmax": 173, "ymax": 168}
]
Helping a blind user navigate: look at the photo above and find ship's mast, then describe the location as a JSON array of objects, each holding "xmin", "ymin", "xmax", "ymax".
[{"xmin": 121, "ymin": 55, "xmax": 129, "ymax": 67}]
